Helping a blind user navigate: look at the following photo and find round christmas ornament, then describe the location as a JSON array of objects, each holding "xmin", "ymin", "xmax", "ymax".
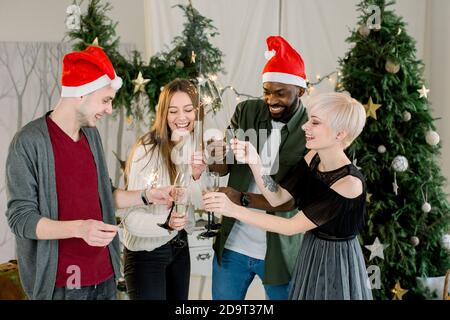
[
  {"xmin": 358, "ymin": 24, "xmax": 371, "ymax": 38},
  {"xmin": 422, "ymin": 202, "xmax": 432, "ymax": 213},
  {"xmin": 402, "ymin": 111, "xmax": 411, "ymax": 122},
  {"xmin": 425, "ymin": 130, "xmax": 440, "ymax": 146},
  {"xmin": 410, "ymin": 236, "xmax": 420, "ymax": 247},
  {"xmin": 385, "ymin": 59, "xmax": 400, "ymax": 74},
  {"xmin": 378, "ymin": 145, "xmax": 386, "ymax": 154},
  {"xmin": 175, "ymin": 60, "xmax": 184, "ymax": 69},
  {"xmin": 392, "ymin": 155, "xmax": 409, "ymax": 172}
]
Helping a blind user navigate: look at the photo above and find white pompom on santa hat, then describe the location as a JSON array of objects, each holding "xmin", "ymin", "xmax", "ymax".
[
  {"xmin": 262, "ymin": 36, "xmax": 307, "ymax": 88},
  {"xmin": 60, "ymin": 45, "xmax": 123, "ymax": 97}
]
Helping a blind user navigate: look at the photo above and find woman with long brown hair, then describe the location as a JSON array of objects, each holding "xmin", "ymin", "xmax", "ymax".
[{"xmin": 122, "ymin": 78, "xmax": 205, "ymax": 300}]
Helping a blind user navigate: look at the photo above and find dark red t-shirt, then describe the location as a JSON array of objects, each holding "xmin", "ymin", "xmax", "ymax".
[{"xmin": 46, "ymin": 115, "xmax": 114, "ymax": 287}]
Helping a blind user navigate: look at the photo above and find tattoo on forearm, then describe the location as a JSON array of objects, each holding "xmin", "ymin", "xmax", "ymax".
[{"xmin": 262, "ymin": 175, "xmax": 279, "ymax": 193}]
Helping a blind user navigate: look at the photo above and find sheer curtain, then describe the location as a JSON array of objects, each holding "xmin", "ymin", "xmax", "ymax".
[{"xmin": 143, "ymin": 0, "xmax": 435, "ymax": 131}]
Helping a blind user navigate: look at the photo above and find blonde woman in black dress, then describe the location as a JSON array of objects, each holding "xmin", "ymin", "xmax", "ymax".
[{"xmin": 203, "ymin": 92, "xmax": 373, "ymax": 300}]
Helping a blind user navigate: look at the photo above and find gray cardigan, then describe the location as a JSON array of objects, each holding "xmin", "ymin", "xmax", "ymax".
[{"xmin": 5, "ymin": 112, "xmax": 121, "ymax": 300}]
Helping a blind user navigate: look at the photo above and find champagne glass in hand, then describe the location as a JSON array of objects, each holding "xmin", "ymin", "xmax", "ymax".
[
  {"xmin": 200, "ymin": 171, "xmax": 221, "ymax": 238},
  {"xmin": 157, "ymin": 171, "xmax": 190, "ymax": 247},
  {"xmin": 171, "ymin": 171, "xmax": 191, "ymax": 247}
]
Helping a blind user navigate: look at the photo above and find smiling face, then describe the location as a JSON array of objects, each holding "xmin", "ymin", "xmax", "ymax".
[
  {"xmin": 263, "ymin": 82, "xmax": 304, "ymax": 122},
  {"xmin": 302, "ymin": 92, "xmax": 366, "ymax": 151},
  {"xmin": 302, "ymin": 107, "xmax": 342, "ymax": 151},
  {"xmin": 76, "ymin": 85, "xmax": 116, "ymax": 127},
  {"xmin": 167, "ymin": 91, "xmax": 196, "ymax": 138}
]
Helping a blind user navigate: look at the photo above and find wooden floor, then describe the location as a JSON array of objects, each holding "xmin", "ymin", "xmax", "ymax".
[{"xmin": 188, "ymin": 275, "xmax": 266, "ymax": 300}]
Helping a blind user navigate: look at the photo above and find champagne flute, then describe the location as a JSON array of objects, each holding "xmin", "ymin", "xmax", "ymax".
[
  {"xmin": 199, "ymin": 171, "xmax": 220, "ymax": 238},
  {"xmin": 157, "ymin": 171, "xmax": 190, "ymax": 247},
  {"xmin": 171, "ymin": 171, "xmax": 191, "ymax": 248}
]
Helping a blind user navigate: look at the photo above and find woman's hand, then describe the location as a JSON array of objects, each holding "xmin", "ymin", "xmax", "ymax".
[
  {"xmin": 190, "ymin": 151, "xmax": 207, "ymax": 180},
  {"xmin": 203, "ymin": 192, "xmax": 239, "ymax": 218},
  {"xmin": 168, "ymin": 211, "xmax": 188, "ymax": 231},
  {"xmin": 230, "ymin": 139, "xmax": 261, "ymax": 166}
]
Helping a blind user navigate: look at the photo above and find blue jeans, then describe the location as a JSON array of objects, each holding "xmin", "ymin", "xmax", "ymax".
[
  {"xmin": 52, "ymin": 276, "xmax": 117, "ymax": 300},
  {"xmin": 212, "ymin": 249, "xmax": 289, "ymax": 300}
]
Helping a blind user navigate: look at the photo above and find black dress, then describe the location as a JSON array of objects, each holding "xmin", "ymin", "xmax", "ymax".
[{"xmin": 281, "ymin": 153, "xmax": 373, "ymax": 300}]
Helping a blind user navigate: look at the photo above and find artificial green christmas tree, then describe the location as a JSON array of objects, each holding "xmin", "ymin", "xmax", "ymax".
[
  {"xmin": 338, "ymin": 0, "xmax": 450, "ymax": 299},
  {"xmin": 145, "ymin": 1, "xmax": 225, "ymax": 113}
]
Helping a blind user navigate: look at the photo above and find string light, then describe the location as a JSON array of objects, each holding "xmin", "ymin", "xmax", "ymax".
[
  {"xmin": 195, "ymin": 68, "xmax": 338, "ymax": 111},
  {"xmin": 202, "ymin": 95, "xmax": 213, "ymax": 105}
]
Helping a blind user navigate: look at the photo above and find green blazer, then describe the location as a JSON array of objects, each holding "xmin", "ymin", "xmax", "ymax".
[{"xmin": 213, "ymin": 99, "xmax": 308, "ymax": 285}]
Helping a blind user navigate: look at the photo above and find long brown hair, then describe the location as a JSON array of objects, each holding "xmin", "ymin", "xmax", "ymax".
[{"xmin": 124, "ymin": 78, "xmax": 203, "ymax": 187}]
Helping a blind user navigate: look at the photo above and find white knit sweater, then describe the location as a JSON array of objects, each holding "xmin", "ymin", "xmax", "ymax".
[{"xmin": 122, "ymin": 134, "xmax": 200, "ymax": 252}]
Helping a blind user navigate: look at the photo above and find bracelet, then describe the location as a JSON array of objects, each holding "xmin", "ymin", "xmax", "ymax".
[{"xmin": 141, "ymin": 189, "xmax": 151, "ymax": 206}]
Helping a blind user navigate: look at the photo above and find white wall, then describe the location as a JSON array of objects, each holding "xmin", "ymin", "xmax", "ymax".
[
  {"xmin": 0, "ymin": 0, "xmax": 147, "ymax": 55},
  {"xmin": 425, "ymin": 0, "xmax": 450, "ymax": 196}
]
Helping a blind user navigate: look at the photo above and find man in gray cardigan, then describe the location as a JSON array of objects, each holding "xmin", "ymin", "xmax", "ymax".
[{"xmin": 5, "ymin": 45, "xmax": 172, "ymax": 300}]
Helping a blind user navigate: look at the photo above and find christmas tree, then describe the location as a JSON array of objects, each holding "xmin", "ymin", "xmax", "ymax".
[
  {"xmin": 145, "ymin": 1, "xmax": 225, "ymax": 113},
  {"xmin": 65, "ymin": 0, "xmax": 224, "ymax": 118},
  {"xmin": 338, "ymin": 0, "xmax": 450, "ymax": 299}
]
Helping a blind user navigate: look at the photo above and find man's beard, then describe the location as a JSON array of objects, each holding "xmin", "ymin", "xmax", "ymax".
[{"xmin": 270, "ymin": 96, "xmax": 300, "ymax": 123}]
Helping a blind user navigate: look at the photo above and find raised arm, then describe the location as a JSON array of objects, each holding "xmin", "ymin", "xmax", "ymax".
[
  {"xmin": 112, "ymin": 187, "xmax": 173, "ymax": 209},
  {"xmin": 203, "ymin": 192, "xmax": 316, "ymax": 236},
  {"xmin": 219, "ymin": 187, "xmax": 295, "ymax": 212},
  {"xmin": 231, "ymin": 139, "xmax": 293, "ymax": 207}
]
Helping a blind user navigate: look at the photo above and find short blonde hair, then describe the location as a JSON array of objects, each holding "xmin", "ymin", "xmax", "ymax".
[{"xmin": 306, "ymin": 92, "xmax": 366, "ymax": 148}]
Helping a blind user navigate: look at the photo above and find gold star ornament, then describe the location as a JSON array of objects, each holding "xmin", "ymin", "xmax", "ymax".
[
  {"xmin": 392, "ymin": 281, "xmax": 408, "ymax": 300},
  {"xmin": 91, "ymin": 37, "xmax": 102, "ymax": 48},
  {"xmin": 364, "ymin": 97, "xmax": 382, "ymax": 120},
  {"xmin": 417, "ymin": 85, "xmax": 430, "ymax": 99},
  {"xmin": 132, "ymin": 71, "xmax": 150, "ymax": 94}
]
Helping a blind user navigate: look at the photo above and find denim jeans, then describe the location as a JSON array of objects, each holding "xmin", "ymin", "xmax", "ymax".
[
  {"xmin": 123, "ymin": 232, "xmax": 190, "ymax": 300},
  {"xmin": 212, "ymin": 249, "xmax": 289, "ymax": 300},
  {"xmin": 52, "ymin": 276, "xmax": 117, "ymax": 300}
]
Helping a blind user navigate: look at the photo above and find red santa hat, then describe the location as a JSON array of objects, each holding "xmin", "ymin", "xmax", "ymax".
[
  {"xmin": 61, "ymin": 45, "xmax": 123, "ymax": 97},
  {"xmin": 262, "ymin": 36, "xmax": 307, "ymax": 88}
]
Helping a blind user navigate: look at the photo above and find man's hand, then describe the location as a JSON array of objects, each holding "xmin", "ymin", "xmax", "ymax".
[
  {"xmin": 190, "ymin": 151, "xmax": 207, "ymax": 180},
  {"xmin": 75, "ymin": 220, "xmax": 118, "ymax": 247},
  {"xmin": 147, "ymin": 186, "xmax": 174, "ymax": 208},
  {"xmin": 230, "ymin": 139, "xmax": 260, "ymax": 166},
  {"xmin": 218, "ymin": 187, "xmax": 241, "ymax": 205},
  {"xmin": 205, "ymin": 138, "xmax": 228, "ymax": 165}
]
